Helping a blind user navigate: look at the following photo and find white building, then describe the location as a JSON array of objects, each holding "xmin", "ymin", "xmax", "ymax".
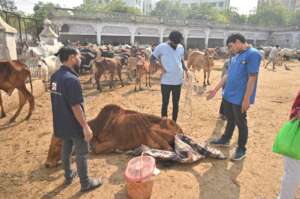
[{"xmin": 180, "ymin": 0, "xmax": 230, "ymax": 9}]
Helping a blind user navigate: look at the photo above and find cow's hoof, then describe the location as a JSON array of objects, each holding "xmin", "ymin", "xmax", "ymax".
[
  {"xmin": 9, "ymin": 118, "xmax": 16, "ymax": 123},
  {"xmin": 45, "ymin": 161, "xmax": 61, "ymax": 168},
  {"xmin": 0, "ymin": 113, "xmax": 6, "ymax": 119}
]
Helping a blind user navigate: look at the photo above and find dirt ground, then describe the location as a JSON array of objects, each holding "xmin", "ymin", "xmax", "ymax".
[{"xmin": 0, "ymin": 60, "xmax": 299, "ymax": 199}]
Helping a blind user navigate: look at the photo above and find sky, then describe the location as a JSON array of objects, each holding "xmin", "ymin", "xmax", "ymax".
[
  {"xmin": 230, "ymin": 0, "xmax": 258, "ymax": 15},
  {"xmin": 15, "ymin": 0, "xmax": 258, "ymax": 15}
]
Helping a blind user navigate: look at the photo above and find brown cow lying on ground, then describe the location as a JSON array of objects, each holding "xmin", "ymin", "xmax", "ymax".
[
  {"xmin": 92, "ymin": 58, "xmax": 124, "ymax": 92},
  {"xmin": 45, "ymin": 104, "xmax": 182, "ymax": 168},
  {"xmin": 0, "ymin": 61, "xmax": 35, "ymax": 123}
]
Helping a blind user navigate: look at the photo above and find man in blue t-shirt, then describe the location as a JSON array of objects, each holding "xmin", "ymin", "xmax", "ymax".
[
  {"xmin": 150, "ymin": 31, "xmax": 188, "ymax": 122},
  {"xmin": 50, "ymin": 46, "xmax": 102, "ymax": 192},
  {"xmin": 207, "ymin": 33, "xmax": 261, "ymax": 161}
]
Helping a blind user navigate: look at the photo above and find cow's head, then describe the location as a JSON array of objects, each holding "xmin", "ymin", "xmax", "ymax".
[{"xmin": 205, "ymin": 48, "xmax": 216, "ymax": 58}]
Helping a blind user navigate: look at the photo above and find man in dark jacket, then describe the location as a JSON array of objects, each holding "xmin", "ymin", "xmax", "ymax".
[{"xmin": 50, "ymin": 46, "xmax": 102, "ymax": 192}]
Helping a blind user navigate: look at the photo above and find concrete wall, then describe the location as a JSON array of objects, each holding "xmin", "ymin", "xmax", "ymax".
[{"xmin": 51, "ymin": 15, "xmax": 300, "ymax": 49}]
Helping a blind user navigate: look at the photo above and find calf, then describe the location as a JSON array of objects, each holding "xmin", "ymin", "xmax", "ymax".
[
  {"xmin": 187, "ymin": 50, "xmax": 214, "ymax": 86},
  {"xmin": 135, "ymin": 53, "xmax": 149, "ymax": 91}
]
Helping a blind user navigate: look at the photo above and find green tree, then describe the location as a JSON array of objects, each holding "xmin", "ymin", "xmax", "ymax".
[
  {"xmin": 76, "ymin": 0, "xmax": 141, "ymax": 15},
  {"xmin": 248, "ymin": 2, "xmax": 290, "ymax": 27},
  {"xmin": 151, "ymin": 0, "xmax": 186, "ymax": 18},
  {"xmin": 0, "ymin": 0, "xmax": 17, "ymax": 11},
  {"xmin": 76, "ymin": 0, "xmax": 106, "ymax": 13},
  {"xmin": 187, "ymin": 3, "xmax": 217, "ymax": 20},
  {"xmin": 289, "ymin": 11, "xmax": 300, "ymax": 26},
  {"xmin": 32, "ymin": 2, "xmax": 59, "ymax": 34},
  {"xmin": 218, "ymin": 7, "xmax": 247, "ymax": 24}
]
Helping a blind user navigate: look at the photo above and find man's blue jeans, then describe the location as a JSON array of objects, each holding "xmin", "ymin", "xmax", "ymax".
[{"xmin": 61, "ymin": 137, "xmax": 89, "ymax": 187}]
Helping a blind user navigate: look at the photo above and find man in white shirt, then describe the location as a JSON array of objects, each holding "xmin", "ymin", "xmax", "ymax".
[{"xmin": 150, "ymin": 31, "xmax": 188, "ymax": 122}]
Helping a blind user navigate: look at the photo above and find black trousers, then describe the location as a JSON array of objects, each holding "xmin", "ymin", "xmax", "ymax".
[
  {"xmin": 219, "ymin": 98, "xmax": 226, "ymax": 116},
  {"xmin": 221, "ymin": 99, "xmax": 248, "ymax": 151},
  {"xmin": 161, "ymin": 84, "xmax": 182, "ymax": 122}
]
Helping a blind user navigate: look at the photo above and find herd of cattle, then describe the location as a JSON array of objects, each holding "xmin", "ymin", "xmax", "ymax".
[{"xmin": 0, "ymin": 41, "xmax": 299, "ymax": 123}]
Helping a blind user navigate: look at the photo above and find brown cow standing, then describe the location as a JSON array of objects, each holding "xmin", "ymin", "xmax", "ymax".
[
  {"xmin": 45, "ymin": 104, "xmax": 182, "ymax": 167},
  {"xmin": 134, "ymin": 53, "xmax": 152, "ymax": 91},
  {"xmin": 187, "ymin": 49, "xmax": 214, "ymax": 86},
  {"xmin": 93, "ymin": 58, "xmax": 124, "ymax": 92},
  {"xmin": 0, "ymin": 61, "xmax": 34, "ymax": 123}
]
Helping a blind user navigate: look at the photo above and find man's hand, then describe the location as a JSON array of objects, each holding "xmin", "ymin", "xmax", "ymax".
[
  {"xmin": 83, "ymin": 125, "xmax": 93, "ymax": 142},
  {"xmin": 296, "ymin": 110, "xmax": 300, "ymax": 119},
  {"xmin": 291, "ymin": 109, "xmax": 300, "ymax": 121},
  {"xmin": 241, "ymin": 98, "xmax": 250, "ymax": 113},
  {"xmin": 206, "ymin": 89, "xmax": 217, "ymax": 100},
  {"xmin": 185, "ymin": 70, "xmax": 189, "ymax": 80}
]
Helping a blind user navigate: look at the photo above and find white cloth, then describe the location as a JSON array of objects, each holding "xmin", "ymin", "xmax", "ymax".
[
  {"xmin": 152, "ymin": 42, "xmax": 184, "ymax": 85},
  {"xmin": 278, "ymin": 156, "xmax": 300, "ymax": 199}
]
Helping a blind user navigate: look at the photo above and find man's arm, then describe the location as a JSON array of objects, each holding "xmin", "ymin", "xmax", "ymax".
[
  {"xmin": 241, "ymin": 74, "xmax": 257, "ymax": 113},
  {"xmin": 150, "ymin": 54, "xmax": 158, "ymax": 66},
  {"xmin": 207, "ymin": 75, "xmax": 227, "ymax": 100},
  {"xmin": 181, "ymin": 59, "xmax": 187, "ymax": 71},
  {"xmin": 242, "ymin": 51, "xmax": 261, "ymax": 113},
  {"xmin": 71, "ymin": 104, "xmax": 93, "ymax": 142}
]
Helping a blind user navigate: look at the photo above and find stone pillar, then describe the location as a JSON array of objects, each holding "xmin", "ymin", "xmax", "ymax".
[
  {"xmin": 183, "ymin": 28, "xmax": 188, "ymax": 49},
  {"xmin": 160, "ymin": 27, "xmax": 164, "ymax": 43},
  {"xmin": 204, "ymin": 28, "xmax": 210, "ymax": 49},
  {"xmin": 291, "ymin": 33, "xmax": 297, "ymax": 48},
  {"xmin": 130, "ymin": 33, "xmax": 135, "ymax": 45},
  {"xmin": 96, "ymin": 23, "xmax": 102, "ymax": 45},
  {"xmin": 223, "ymin": 31, "xmax": 229, "ymax": 47},
  {"xmin": 130, "ymin": 26, "xmax": 136, "ymax": 45}
]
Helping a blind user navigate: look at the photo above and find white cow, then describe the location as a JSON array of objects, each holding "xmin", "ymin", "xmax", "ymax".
[
  {"xmin": 37, "ymin": 55, "xmax": 61, "ymax": 86},
  {"xmin": 20, "ymin": 42, "xmax": 63, "ymax": 87}
]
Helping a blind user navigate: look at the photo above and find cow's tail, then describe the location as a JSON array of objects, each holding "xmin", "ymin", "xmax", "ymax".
[{"xmin": 28, "ymin": 70, "xmax": 33, "ymax": 95}]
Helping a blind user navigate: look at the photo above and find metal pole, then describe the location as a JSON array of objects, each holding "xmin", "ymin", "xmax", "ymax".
[
  {"xmin": 35, "ymin": 19, "xmax": 40, "ymax": 41},
  {"xmin": 5, "ymin": 11, "xmax": 8, "ymax": 23},
  {"xmin": 24, "ymin": 19, "xmax": 28, "ymax": 41},
  {"xmin": 17, "ymin": 15, "xmax": 22, "ymax": 44}
]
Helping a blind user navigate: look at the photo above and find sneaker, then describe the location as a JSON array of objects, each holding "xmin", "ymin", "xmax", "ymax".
[
  {"xmin": 81, "ymin": 178, "xmax": 103, "ymax": 192},
  {"xmin": 64, "ymin": 171, "xmax": 77, "ymax": 186},
  {"xmin": 231, "ymin": 148, "xmax": 246, "ymax": 161},
  {"xmin": 210, "ymin": 138, "xmax": 230, "ymax": 147}
]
